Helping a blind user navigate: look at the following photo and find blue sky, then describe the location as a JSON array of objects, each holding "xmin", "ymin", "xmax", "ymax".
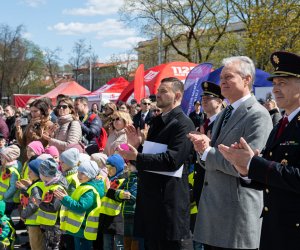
[{"xmin": 0, "ymin": 0, "xmax": 146, "ymax": 64}]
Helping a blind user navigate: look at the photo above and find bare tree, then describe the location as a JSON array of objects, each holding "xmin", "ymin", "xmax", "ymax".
[
  {"xmin": 44, "ymin": 47, "xmax": 61, "ymax": 87},
  {"xmin": 0, "ymin": 24, "xmax": 44, "ymax": 101},
  {"xmin": 121, "ymin": 0, "xmax": 231, "ymax": 63},
  {"xmin": 69, "ymin": 39, "xmax": 89, "ymax": 82}
]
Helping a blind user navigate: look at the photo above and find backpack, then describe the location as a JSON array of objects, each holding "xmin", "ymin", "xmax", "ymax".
[{"xmin": 88, "ymin": 114, "xmax": 108, "ymax": 151}]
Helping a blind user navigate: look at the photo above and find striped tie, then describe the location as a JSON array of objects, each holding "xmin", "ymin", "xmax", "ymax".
[{"xmin": 222, "ymin": 105, "xmax": 233, "ymax": 127}]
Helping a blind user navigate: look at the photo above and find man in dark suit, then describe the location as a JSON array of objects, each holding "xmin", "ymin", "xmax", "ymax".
[
  {"xmin": 189, "ymin": 100, "xmax": 205, "ymax": 129},
  {"xmin": 132, "ymin": 97, "xmax": 153, "ymax": 129},
  {"xmin": 218, "ymin": 51, "xmax": 300, "ymax": 250},
  {"xmin": 119, "ymin": 77, "xmax": 195, "ymax": 250}
]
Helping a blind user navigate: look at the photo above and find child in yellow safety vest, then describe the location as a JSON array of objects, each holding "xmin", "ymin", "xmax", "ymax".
[
  {"xmin": 0, "ymin": 200, "xmax": 15, "ymax": 249},
  {"xmin": 18, "ymin": 158, "xmax": 45, "ymax": 250},
  {"xmin": 98, "ymin": 154, "xmax": 126, "ymax": 250},
  {"xmin": 37, "ymin": 158, "xmax": 68, "ymax": 250},
  {"xmin": 60, "ymin": 148, "xmax": 81, "ymax": 195},
  {"xmin": 0, "ymin": 145, "xmax": 21, "ymax": 217},
  {"xmin": 54, "ymin": 160, "xmax": 105, "ymax": 250},
  {"xmin": 21, "ymin": 141, "xmax": 45, "ymax": 182}
]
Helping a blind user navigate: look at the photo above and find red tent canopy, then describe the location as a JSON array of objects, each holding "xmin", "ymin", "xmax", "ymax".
[
  {"xmin": 90, "ymin": 77, "xmax": 129, "ymax": 95},
  {"xmin": 40, "ymin": 81, "xmax": 90, "ymax": 103},
  {"xmin": 13, "ymin": 94, "xmax": 40, "ymax": 108},
  {"xmin": 85, "ymin": 77, "xmax": 130, "ymax": 102},
  {"xmin": 118, "ymin": 61, "xmax": 197, "ymax": 102}
]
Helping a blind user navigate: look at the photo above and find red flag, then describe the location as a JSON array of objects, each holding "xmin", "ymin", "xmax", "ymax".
[{"xmin": 134, "ymin": 64, "xmax": 145, "ymax": 103}]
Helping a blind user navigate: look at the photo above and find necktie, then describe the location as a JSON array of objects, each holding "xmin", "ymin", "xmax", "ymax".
[
  {"xmin": 276, "ymin": 116, "xmax": 288, "ymax": 139},
  {"xmin": 203, "ymin": 118, "xmax": 210, "ymax": 134},
  {"xmin": 141, "ymin": 113, "xmax": 145, "ymax": 120},
  {"xmin": 222, "ymin": 105, "xmax": 233, "ymax": 127},
  {"xmin": 140, "ymin": 113, "xmax": 145, "ymax": 128}
]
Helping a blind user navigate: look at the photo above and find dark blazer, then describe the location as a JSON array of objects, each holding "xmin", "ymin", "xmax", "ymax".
[
  {"xmin": 133, "ymin": 110, "xmax": 153, "ymax": 129},
  {"xmin": 189, "ymin": 110, "xmax": 205, "ymax": 128},
  {"xmin": 248, "ymin": 111, "xmax": 300, "ymax": 250},
  {"xmin": 134, "ymin": 106, "xmax": 195, "ymax": 240}
]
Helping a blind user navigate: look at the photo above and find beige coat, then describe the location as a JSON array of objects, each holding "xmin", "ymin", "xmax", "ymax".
[
  {"xmin": 104, "ymin": 129, "xmax": 127, "ymax": 156},
  {"xmin": 49, "ymin": 114, "xmax": 82, "ymax": 153}
]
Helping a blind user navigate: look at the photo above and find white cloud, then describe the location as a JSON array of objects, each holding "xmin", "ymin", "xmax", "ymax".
[
  {"xmin": 63, "ymin": 0, "xmax": 124, "ymax": 16},
  {"xmin": 102, "ymin": 37, "xmax": 146, "ymax": 49},
  {"xmin": 22, "ymin": 0, "xmax": 46, "ymax": 7},
  {"xmin": 48, "ymin": 19, "xmax": 136, "ymax": 38}
]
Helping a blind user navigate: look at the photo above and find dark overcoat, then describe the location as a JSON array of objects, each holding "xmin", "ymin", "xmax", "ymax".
[{"xmin": 134, "ymin": 106, "xmax": 195, "ymax": 240}]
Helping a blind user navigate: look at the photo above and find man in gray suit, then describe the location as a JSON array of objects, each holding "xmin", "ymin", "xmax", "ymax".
[{"xmin": 188, "ymin": 56, "xmax": 273, "ymax": 250}]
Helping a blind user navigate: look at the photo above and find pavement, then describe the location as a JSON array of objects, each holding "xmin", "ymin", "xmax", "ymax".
[{"xmin": 11, "ymin": 210, "xmax": 30, "ymax": 250}]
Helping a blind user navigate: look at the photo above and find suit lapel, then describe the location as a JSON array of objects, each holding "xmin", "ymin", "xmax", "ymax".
[
  {"xmin": 215, "ymin": 96, "xmax": 256, "ymax": 144},
  {"xmin": 210, "ymin": 111, "xmax": 225, "ymax": 146}
]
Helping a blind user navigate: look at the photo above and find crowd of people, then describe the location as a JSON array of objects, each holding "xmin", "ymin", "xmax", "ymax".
[{"xmin": 0, "ymin": 50, "xmax": 299, "ymax": 250}]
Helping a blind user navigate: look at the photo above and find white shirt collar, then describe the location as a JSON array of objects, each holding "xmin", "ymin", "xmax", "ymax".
[
  {"xmin": 208, "ymin": 113, "xmax": 218, "ymax": 125},
  {"xmin": 286, "ymin": 107, "xmax": 300, "ymax": 122},
  {"xmin": 230, "ymin": 94, "xmax": 252, "ymax": 114}
]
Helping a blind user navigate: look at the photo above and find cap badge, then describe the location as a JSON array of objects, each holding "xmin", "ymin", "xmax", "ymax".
[
  {"xmin": 273, "ymin": 55, "xmax": 280, "ymax": 64},
  {"xmin": 204, "ymin": 82, "xmax": 208, "ymax": 88},
  {"xmin": 281, "ymin": 159, "xmax": 288, "ymax": 166}
]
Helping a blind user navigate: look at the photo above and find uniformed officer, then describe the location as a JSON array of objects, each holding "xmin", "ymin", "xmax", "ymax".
[{"xmin": 218, "ymin": 51, "xmax": 300, "ymax": 250}]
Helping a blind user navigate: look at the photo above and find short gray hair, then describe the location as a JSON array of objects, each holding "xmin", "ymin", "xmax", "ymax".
[{"xmin": 222, "ymin": 56, "xmax": 255, "ymax": 88}]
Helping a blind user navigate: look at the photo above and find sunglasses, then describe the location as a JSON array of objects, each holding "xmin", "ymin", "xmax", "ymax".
[
  {"xmin": 153, "ymin": 109, "xmax": 161, "ymax": 112},
  {"xmin": 112, "ymin": 117, "xmax": 122, "ymax": 122},
  {"xmin": 142, "ymin": 102, "xmax": 151, "ymax": 105},
  {"xmin": 57, "ymin": 104, "xmax": 69, "ymax": 110}
]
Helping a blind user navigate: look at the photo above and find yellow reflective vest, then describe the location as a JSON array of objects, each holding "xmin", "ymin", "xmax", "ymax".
[
  {"xmin": 100, "ymin": 178, "xmax": 124, "ymax": 216},
  {"xmin": 65, "ymin": 172, "xmax": 80, "ymax": 194},
  {"xmin": 36, "ymin": 184, "xmax": 64, "ymax": 226},
  {"xmin": 188, "ymin": 171, "xmax": 198, "ymax": 215},
  {"xmin": 21, "ymin": 161, "xmax": 29, "ymax": 180},
  {"xmin": 60, "ymin": 184, "xmax": 101, "ymax": 240},
  {"xmin": 0, "ymin": 166, "xmax": 20, "ymax": 203},
  {"xmin": 0, "ymin": 218, "xmax": 15, "ymax": 247},
  {"xmin": 22, "ymin": 181, "xmax": 45, "ymax": 226}
]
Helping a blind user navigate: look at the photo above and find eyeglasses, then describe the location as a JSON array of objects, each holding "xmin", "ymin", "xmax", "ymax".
[
  {"xmin": 142, "ymin": 102, "xmax": 151, "ymax": 105},
  {"xmin": 57, "ymin": 105, "xmax": 69, "ymax": 110},
  {"xmin": 153, "ymin": 109, "xmax": 161, "ymax": 113},
  {"xmin": 112, "ymin": 117, "xmax": 122, "ymax": 122}
]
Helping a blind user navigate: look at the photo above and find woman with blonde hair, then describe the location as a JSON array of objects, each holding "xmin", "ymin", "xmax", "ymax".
[
  {"xmin": 104, "ymin": 110, "xmax": 132, "ymax": 156},
  {"xmin": 42, "ymin": 97, "xmax": 82, "ymax": 153}
]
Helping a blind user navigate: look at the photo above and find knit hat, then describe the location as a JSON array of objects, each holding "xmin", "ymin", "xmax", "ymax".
[
  {"xmin": 37, "ymin": 154, "xmax": 53, "ymax": 161},
  {"xmin": 28, "ymin": 141, "xmax": 45, "ymax": 156},
  {"xmin": 79, "ymin": 153, "xmax": 90, "ymax": 163},
  {"xmin": 0, "ymin": 200, "xmax": 5, "ymax": 216},
  {"xmin": 106, "ymin": 154, "xmax": 125, "ymax": 177},
  {"xmin": 0, "ymin": 145, "xmax": 20, "ymax": 162},
  {"xmin": 78, "ymin": 160, "xmax": 99, "ymax": 179},
  {"xmin": 91, "ymin": 153, "xmax": 108, "ymax": 169},
  {"xmin": 39, "ymin": 158, "xmax": 58, "ymax": 177},
  {"xmin": 28, "ymin": 158, "xmax": 44, "ymax": 177},
  {"xmin": 45, "ymin": 146, "xmax": 59, "ymax": 158},
  {"xmin": 60, "ymin": 148, "xmax": 80, "ymax": 168}
]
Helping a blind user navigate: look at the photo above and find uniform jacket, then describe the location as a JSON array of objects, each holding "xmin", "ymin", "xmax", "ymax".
[
  {"xmin": 49, "ymin": 114, "xmax": 82, "ymax": 153},
  {"xmin": 194, "ymin": 96, "xmax": 273, "ymax": 249},
  {"xmin": 248, "ymin": 111, "xmax": 300, "ymax": 250},
  {"xmin": 135, "ymin": 106, "xmax": 195, "ymax": 240},
  {"xmin": 189, "ymin": 110, "xmax": 205, "ymax": 129}
]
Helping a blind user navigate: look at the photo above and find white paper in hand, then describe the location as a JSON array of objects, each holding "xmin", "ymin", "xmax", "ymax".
[{"xmin": 142, "ymin": 141, "xmax": 183, "ymax": 178}]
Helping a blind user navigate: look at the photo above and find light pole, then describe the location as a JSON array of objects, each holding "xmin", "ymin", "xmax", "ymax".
[
  {"xmin": 89, "ymin": 43, "xmax": 92, "ymax": 91},
  {"xmin": 158, "ymin": 0, "xmax": 163, "ymax": 65}
]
